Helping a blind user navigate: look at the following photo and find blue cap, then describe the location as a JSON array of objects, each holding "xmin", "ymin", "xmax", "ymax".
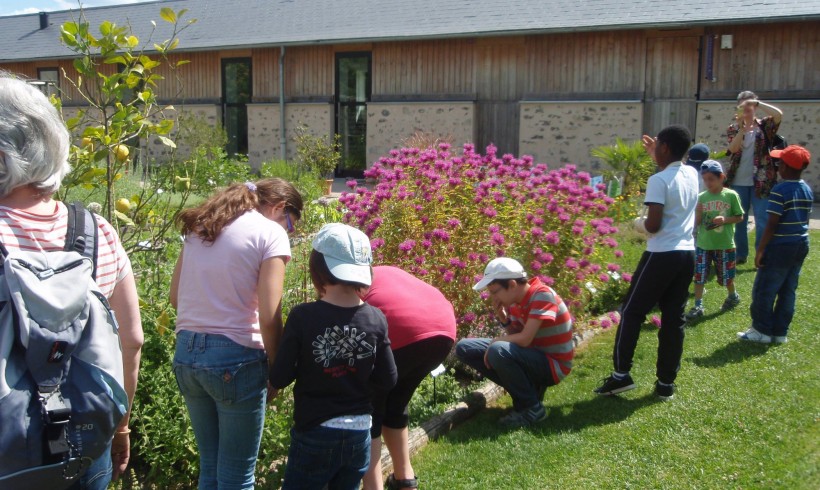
[
  {"xmin": 700, "ymin": 160, "xmax": 724, "ymax": 175},
  {"xmin": 686, "ymin": 143, "xmax": 710, "ymax": 167},
  {"xmin": 312, "ymin": 223, "xmax": 373, "ymax": 286}
]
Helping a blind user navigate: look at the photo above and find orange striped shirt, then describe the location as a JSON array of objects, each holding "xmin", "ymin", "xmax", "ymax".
[
  {"xmin": 0, "ymin": 202, "xmax": 131, "ymax": 298},
  {"xmin": 508, "ymin": 278, "xmax": 574, "ymax": 383}
]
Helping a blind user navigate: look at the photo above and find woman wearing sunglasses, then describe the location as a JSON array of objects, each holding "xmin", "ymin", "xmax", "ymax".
[{"xmin": 170, "ymin": 178, "xmax": 302, "ymax": 489}]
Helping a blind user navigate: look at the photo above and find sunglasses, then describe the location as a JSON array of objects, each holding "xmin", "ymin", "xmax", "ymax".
[{"xmin": 285, "ymin": 212, "xmax": 295, "ymax": 234}]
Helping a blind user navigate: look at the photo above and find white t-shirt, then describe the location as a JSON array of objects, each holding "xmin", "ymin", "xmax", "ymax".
[
  {"xmin": 175, "ymin": 209, "xmax": 291, "ymax": 349},
  {"xmin": 734, "ymin": 129, "xmax": 757, "ymax": 186},
  {"xmin": 644, "ymin": 162, "xmax": 699, "ymax": 253}
]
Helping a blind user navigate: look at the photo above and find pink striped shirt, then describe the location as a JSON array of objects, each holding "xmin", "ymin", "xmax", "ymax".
[{"xmin": 0, "ymin": 202, "xmax": 132, "ymax": 298}]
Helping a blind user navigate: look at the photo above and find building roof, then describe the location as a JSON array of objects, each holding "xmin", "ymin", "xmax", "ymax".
[{"xmin": 1, "ymin": 0, "xmax": 819, "ymax": 62}]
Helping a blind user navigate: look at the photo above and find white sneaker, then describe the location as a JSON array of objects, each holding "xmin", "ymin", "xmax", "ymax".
[
  {"xmin": 737, "ymin": 327, "xmax": 772, "ymax": 344},
  {"xmin": 772, "ymin": 335, "xmax": 788, "ymax": 344}
]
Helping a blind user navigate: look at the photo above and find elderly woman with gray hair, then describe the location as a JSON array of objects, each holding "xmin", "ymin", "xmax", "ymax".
[
  {"xmin": 0, "ymin": 74, "xmax": 143, "ymax": 489},
  {"xmin": 725, "ymin": 90, "xmax": 783, "ymax": 264}
]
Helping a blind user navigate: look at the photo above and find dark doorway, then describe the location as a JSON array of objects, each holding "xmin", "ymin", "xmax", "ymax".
[
  {"xmin": 222, "ymin": 58, "xmax": 252, "ymax": 155},
  {"xmin": 335, "ymin": 52, "xmax": 371, "ymax": 176}
]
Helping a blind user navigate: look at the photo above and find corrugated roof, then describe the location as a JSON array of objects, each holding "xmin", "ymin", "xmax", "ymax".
[{"xmin": 1, "ymin": 0, "xmax": 819, "ymax": 62}]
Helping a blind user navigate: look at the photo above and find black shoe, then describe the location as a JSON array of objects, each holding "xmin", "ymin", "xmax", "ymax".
[
  {"xmin": 594, "ymin": 374, "xmax": 636, "ymax": 396},
  {"xmin": 654, "ymin": 380, "xmax": 675, "ymax": 400}
]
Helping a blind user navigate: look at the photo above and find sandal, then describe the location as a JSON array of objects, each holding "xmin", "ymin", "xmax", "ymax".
[{"xmin": 386, "ymin": 473, "xmax": 419, "ymax": 490}]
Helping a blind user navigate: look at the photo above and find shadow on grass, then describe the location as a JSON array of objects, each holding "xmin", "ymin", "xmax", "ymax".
[
  {"xmin": 439, "ymin": 393, "xmax": 661, "ymax": 443},
  {"xmin": 688, "ymin": 340, "xmax": 770, "ymax": 368}
]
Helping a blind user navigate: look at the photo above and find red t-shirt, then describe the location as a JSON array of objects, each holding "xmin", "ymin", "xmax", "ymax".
[
  {"xmin": 362, "ymin": 266, "xmax": 457, "ymax": 351},
  {"xmin": 508, "ymin": 277, "xmax": 574, "ymax": 383}
]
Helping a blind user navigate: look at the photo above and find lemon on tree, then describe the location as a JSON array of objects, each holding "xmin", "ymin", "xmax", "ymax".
[
  {"xmin": 114, "ymin": 144, "xmax": 130, "ymax": 162},
  {"xmin": 115, "ymin": 198, "xmax": 132, "ymax": 214}
]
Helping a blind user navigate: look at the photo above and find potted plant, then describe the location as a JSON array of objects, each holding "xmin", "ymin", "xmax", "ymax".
[{"xmin": 294, "ymin": 126, "xmax": 342, "ymax": 195}]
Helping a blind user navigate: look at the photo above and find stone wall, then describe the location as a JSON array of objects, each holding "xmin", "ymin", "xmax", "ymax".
[
  {"xmin": 695, "ymin": 101, "xmax": 820, "ymax": 195},
  {"xmin": 519, "ymin": 102, "xmax": 643, "ymax": 174},
  {"xmin": 366, "ymin": 102, "xmax": 476, "ymax": 167},
  {"xmin": 247, "ymin": 103, "xmax": 333, "ymax": 168}
]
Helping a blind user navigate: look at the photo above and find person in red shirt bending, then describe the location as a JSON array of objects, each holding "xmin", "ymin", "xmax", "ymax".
[
  {"xmin": 456, "ymin": 258, "xmax": 574, "ymax": 429},
  {"xmin": 361, "ymin": 266, "xmax": 456, "ymax": 490}
]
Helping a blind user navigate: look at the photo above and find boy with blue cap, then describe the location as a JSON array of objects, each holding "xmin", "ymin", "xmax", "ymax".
[{"xmin": 686, "ymin": 160, "xmax": 745, "ymax": 320}]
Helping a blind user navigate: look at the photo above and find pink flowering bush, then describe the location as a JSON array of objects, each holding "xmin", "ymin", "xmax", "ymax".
[{"xmin": 341, "ymin": 143, "xmax": 627, "ymax": 336}]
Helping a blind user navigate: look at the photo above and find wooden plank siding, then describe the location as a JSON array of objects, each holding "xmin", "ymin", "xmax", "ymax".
[
  {"xmin": 700, "ymin": 21, "xmax": 820, "ymax": 99},
  {"xmin": 643, "ymin": 35, "xmax": 700, "ymax": 136}
]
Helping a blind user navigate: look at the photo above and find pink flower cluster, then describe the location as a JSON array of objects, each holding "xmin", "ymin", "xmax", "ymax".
[{"xmin": 339, "ymin": 143, "xmax": 622, "ymax": 336}]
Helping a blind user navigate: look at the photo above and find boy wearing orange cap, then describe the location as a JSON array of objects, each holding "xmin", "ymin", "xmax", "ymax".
[{"xmin": 739, "ymin": 145, "xmax": 813, "ymax": 344}]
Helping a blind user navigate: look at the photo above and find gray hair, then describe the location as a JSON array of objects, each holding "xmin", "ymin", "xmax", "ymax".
[
  {"xmin": 0, "ymin": 74, "xmax": 71, "ymax": 198},
  {"xmin": 736, "ymin": 90, "xmax": 757, "ymax": 102}
]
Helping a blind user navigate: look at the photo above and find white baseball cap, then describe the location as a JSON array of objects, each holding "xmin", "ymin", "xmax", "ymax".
[
  {"xmin": 312, "ymin": 223, "xmax": 373, "ymax": 286},
  {"xmin": 472, "ymin": 257, "xmax": 527, "ymax": 291}
]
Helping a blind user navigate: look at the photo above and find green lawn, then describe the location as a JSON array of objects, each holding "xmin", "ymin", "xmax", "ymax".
[{"xmin": 411, "ymin": 232, "xmax": 819, "ymax": 489}]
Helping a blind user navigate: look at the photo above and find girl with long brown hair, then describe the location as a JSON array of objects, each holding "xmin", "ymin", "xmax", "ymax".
[{"xmin": 170, "ymin": 178, "xmax": 302, "ymax": 489}]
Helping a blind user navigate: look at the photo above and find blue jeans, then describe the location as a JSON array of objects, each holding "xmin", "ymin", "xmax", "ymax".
[
  {"xmin": 455, "ymin": 338, "xmax": 554, "ymax": 411},
  {"xmin": 731, "ymin": 185, "xmax": 769, "ymax": 260},
  {"xmin": 750, "ymin": 240, "xmax": 809, "ymax": 337},
  {"xmin": 68, "ymin": 445, "xmax": 112, "ymax": 490},
  {"xmin": 282, "ymin": 426, "xmax": 370, "ymax": 490},
  {"xmin": 173, "ymin": 331, "xmax": 268, "ymax": 490}
]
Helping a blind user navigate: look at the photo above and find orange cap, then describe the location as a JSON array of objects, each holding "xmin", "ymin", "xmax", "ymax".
[{"xmin": 770, "ymin": 145, "xmax": 811, "ymax": 170}]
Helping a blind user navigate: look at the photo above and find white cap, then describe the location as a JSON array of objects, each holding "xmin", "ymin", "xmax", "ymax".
[
  {"xmin": 472, "ymin": 257, "xmax": 527, "ymax": 291},
  {"xmin": 312, "ymin": 223, "xmax": 373, "ymax": 286}
]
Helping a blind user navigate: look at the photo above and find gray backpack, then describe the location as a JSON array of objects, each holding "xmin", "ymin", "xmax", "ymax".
[{"xmin": 0, "ymin": 203, "xmax": 127, "ymax": 490}]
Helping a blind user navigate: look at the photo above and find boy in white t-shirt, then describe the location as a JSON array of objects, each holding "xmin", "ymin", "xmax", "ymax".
[{"xmin": 595, "ymin": 125, "xmax": 699, "ymax": 401}]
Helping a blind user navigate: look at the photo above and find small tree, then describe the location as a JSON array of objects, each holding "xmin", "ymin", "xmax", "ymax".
[
  {"xmin": 56, "ymin": 5, "xmax": 196, "ymax": 236},
  {"xmin": 590, "ymin": 138, "xmax": 655, "ymax": 197},
  {"xmin": 294, "ymin": 125, "xmax": 342, "ymax": 179}
]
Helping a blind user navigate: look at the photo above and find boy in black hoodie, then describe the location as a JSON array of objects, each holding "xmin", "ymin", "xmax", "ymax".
[{"xmin": 270, "ymin": 224, "xmax": 397, "ymax": 490}]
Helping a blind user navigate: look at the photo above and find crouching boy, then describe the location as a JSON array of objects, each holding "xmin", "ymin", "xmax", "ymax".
[{"xmin": 456, "ymin": 258, "xmax": 573, "ymax": 429}]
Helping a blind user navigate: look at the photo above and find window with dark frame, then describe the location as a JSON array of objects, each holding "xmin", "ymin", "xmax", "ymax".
[{"xmin": 36, "ymin": 68, "xmax": 60, "ymax": 98}]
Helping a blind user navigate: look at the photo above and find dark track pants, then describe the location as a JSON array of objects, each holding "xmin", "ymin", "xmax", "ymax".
[{"xmin": 613, "ymin": 250, "xmax": 695, "ymax": 384}]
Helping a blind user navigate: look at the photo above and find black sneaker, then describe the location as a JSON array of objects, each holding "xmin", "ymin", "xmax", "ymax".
[
  {"xmin": 654, "ymin": 380, "xmax": 675, "ymax": 400},
  {"xmin": 594, "ymin": 374, "xmax": 636, "ymax": 396},
  {"xmin": 721, "ymin": 294, "xmax": 741, "ymax": 311}
]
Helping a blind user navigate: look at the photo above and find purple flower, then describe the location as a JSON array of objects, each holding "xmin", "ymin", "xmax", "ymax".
[
  {"xmin": 482, "ymin": 206, "xmax": 498, "ymax": 217},
  {"xmin": 545, "ymin": 231, "xmax": 560, "ymax": 245},
  {"xmin": 531, "ymin": 260, "xmax": 542, "ymax": 271},
  {"xmin": 623, "ymin": 273, "xmax": 633, "ymax": 283},
  {"xmin": 599, "ymin": 273, "xmax": 610, "ymax": 283},
  {"xmin": 601, "ymin": 318, "xmax": 612, "ymax": 329},
  {"xmin": 346, "ymin": 179, "xmax": 358, "ymax": 189},
  {"xmin": 447, "ymin": 218, "xmax": 461, "ymax": 228},
  {"xmin": 607, "ymin": 263, "xmax": 621, "ymax": 272},
  {"xmin": 443, "ymin": 270, "xmax": 455, "ymax": 283},
  {"xmin": 370, "ymin": 238, "xmax": 385, "ymax": 249},
  {"xmin": 614, "ymin": 250, "xmax": 624, "ymax": 258},
  {"xmin": 491, "ymin": 232, "xmax": 505, "ymax": 246},
  {"xmin": 565, "ymin": 258, "xmax": 579, "ymax": 269},
  {"xmin": 432, "ymin": 228, "xmax": 451, "ymax": 241},
  {"xmin": 650, "ymin": 315, "xmax": 661, "ymax": 328},
  {"xmin": 398, "ymin": 240, "xmax": 416, "ymax": 252}
]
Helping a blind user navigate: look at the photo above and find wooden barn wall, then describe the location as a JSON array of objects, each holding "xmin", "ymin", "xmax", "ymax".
[
  {"xmin": 373, "ymin": 39, "xmax": 476, "ymax": 96},
  {"xmin": 700, "ymin": 21, "xmax": 820, "ymax": 99}
]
